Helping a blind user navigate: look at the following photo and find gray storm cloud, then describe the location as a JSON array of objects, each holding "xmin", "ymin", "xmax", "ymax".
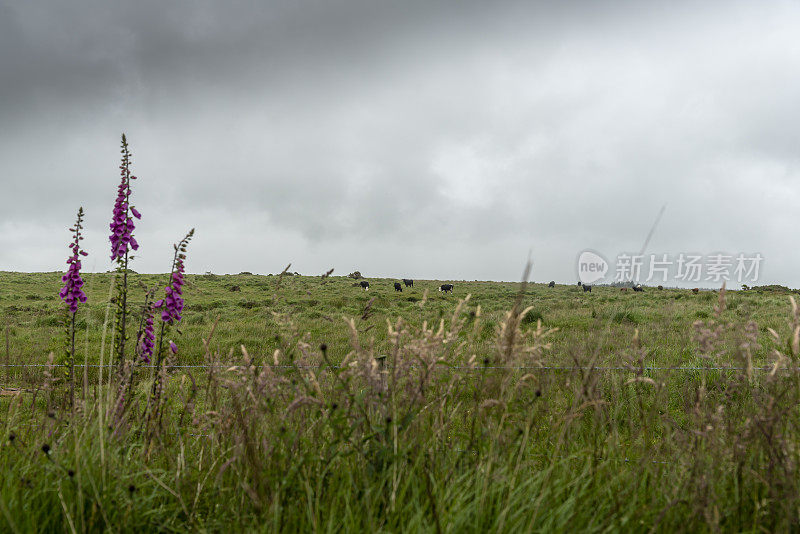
[{"xmin": 1, "ymin": 0, "xmax": 799, "ymax": 285}]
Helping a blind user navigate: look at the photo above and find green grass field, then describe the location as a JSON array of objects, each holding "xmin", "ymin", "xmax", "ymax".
[
  {"xmin": 2, "ymin": 271, "xmax": 800, "ymax": 532},
  {"xmin": 2, "ymin": 271, "xmax": 795, "ymax": 370}
]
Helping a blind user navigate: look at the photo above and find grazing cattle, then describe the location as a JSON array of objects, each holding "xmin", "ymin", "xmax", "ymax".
[
  {"xmin": 620, "ymin": 288, "xmax": 628, "ymax": 292},
  {"xmin": 439, "ymin": 284, "xmax": 454, "ymax": 293},
  {"xmin": 394, "ymin": 282, "xmax": 402, "ymax": 292},
  {"xmin": 658, "ymin": 285, "xmax": 664, "ymax": 290},
  {"xmin": 692, "ymin": 288, "xmax": 699, "ymax": 294},
  {"xmin": 403, "ymin": 279, "xmax": 413, "ymax": 287},
  {"xmin": 583, "ymin": 284, "xmax": 592, "ymax": 292},
  {"xmin": 633, "ymin": 284, "xmax": 644, "ymax": 292},
  {"xmin": 360, "ymin": 281, "xmax": 370, "ymax": 291},
  {"xmin": 577, "ymin": 282, "xmax": 582, "ymax": 286},
  {"xmin": 548, "ymin": 281, "xmax": 555, "ymax": 288}
]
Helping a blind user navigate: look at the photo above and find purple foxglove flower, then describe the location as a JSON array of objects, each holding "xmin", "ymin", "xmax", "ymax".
[
  {"xmin": 138, "ymin": 308, "xmax": 156, "ymax": 363},
  {"xmin": 156, "ymin": 258, "xmax": 186, "ymax": 325},
  {"xmin": 60, "ymin": 208, "xmax": 88, "ymax": 314},
  {"xmin": 109, "ymin": 137, "xmax": 140, "ymax": 260},
  {"xmin": 169, "ymin": 341, "xmax": 178, "ymax": 354}
]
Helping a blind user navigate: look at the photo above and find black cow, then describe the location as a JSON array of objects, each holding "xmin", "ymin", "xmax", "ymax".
[
  {"xmin": 577, "ymin": 282, "xmax": 582, "ymax": 286},
  {"xmin": 548, "ymin": 281, "xmax": 555, "ymax": 288},
  {"xmin": 439, "ymin": 284, "xmax": 454, "ymax": 293},
  {"xmin": 394, "ymin": 282, "xmax": 402, "ymax": 292},
  {"xmin": 583, "ymin": 284, "xmax": 592, "ymax": 292},
  {"xmin": 633, "ymin": 284, "xmax": 644, "ymax": 292},
  {"xmin": 360, "ymin": 281, "xmax": 370, "ymax": 291},
  {"xmin": 657, "ymin": 285, "xmax": 664, "ymax": 290},
  {"xmin": 403, "ymin": 279, "xmax": 413, "ymax": 287}
]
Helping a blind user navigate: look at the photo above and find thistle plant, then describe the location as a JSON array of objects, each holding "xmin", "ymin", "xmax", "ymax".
[
  {"xmin": 110, "ymin": 134, "xmax": 141, "ymax": 371},
  {"xmin": 58, "ymin": 207, "xmax": 88, "ymax": 406}
]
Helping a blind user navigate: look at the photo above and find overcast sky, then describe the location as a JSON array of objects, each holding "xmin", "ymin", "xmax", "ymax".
[{"xmin": 2, "ymin": 0, "xmax": 799, "ymax": 285}]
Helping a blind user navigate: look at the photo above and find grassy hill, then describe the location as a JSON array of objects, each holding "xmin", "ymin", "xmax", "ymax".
[{"xmin": 1, "ymin": 271, "xmax": 795, "ymax": 371}]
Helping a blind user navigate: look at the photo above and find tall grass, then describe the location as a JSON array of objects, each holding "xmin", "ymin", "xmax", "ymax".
[{"xmin": 2, "ymin": 277, "xmax": 800, "ymax": 531}]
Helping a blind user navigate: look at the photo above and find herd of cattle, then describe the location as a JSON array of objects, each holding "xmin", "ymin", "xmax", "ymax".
[
  {"xmin": 575, "ymin": 282, "xmax": 644, "ymax": 293},
  {"xmin": 570, "ymin": 281, "xmax": 701, "ymax": 294},
  {"xmin": 355, "ymin": 280, "xmax": 703, "ymax": 294},
  {"xmin": 358, "ymin": 279, "xmax": 455, "ymax": 293}
]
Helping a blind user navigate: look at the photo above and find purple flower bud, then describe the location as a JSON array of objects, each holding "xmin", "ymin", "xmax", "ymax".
[{"xmin": 169, "ymin": 341, "xmax": 178, "ymax": 354}]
